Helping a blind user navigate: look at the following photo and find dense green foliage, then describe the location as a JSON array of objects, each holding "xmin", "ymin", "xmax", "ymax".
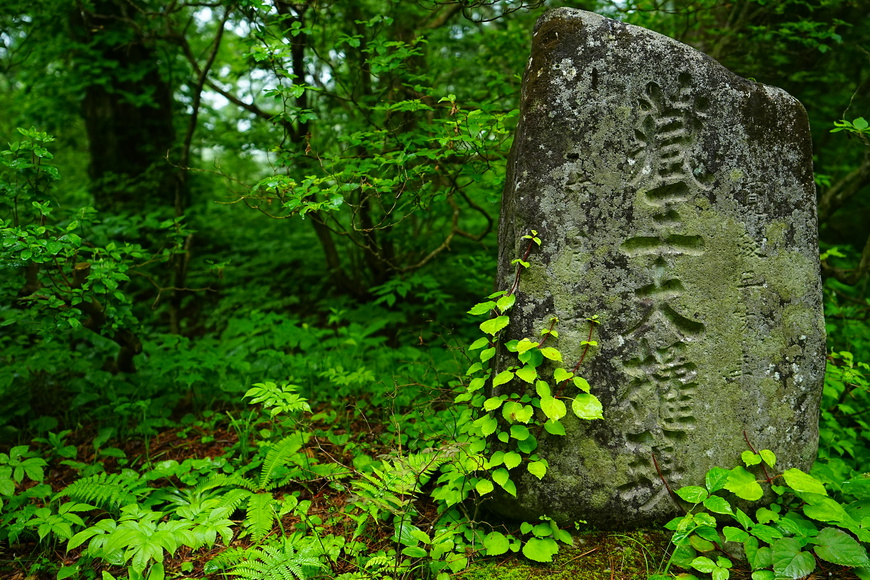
[{"xmin": 1, "ymin": 0, "xmax": 869, "ymax": 578}]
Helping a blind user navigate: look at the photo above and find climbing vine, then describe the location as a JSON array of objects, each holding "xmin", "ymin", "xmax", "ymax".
[{"xmin": 433, "ymin": 230, "xmax": 602, "ymax": 561}]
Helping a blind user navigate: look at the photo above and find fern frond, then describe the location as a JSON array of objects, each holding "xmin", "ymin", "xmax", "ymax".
[
  {"xmin": 229, "ymin": 536, "xmax": 327, "ymax": 580},
  {"xmin": 243, "ymin": 492, "xmax": 278, "ymax": 541},
  {"xmin": 406, "ymin": 450, "xmax": 450, "ymax": 486},
  {"xmin": 204, "ymin": 546, "xmax": 250, "ymax": 574},
  {"xmin": 60, "ymin": 471, "xmax": 150, "ymax": 511},
  {"xmin": 218, "ymin": 488, "xmax": 252, "ymax": 512},
  {"xmin": 193, "ymin": 473, "xmax": 236, "ymax": 493},
  {"xmin": 364, "ymin": 554, "xmax": 392, "ymax": 569},
  {"xmin": 259, "ymin": 433, "xmax": 305, "ymax": 490}
]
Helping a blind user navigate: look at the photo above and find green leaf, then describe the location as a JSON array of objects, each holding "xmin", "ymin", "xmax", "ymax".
[
  {"xmin": 772, "ymin": 538, "xmax": 816, "ymax": 579},
  {"xmin": 58, "ymin": 567, "xmax": 80, "ymax": 580},
  {"xmin": 759, "ymin": 449, "xmax": 776, "ymax": 467},
  {"xmin": 503, "ymin": 452, "xmax": 522, "ymax": 469},
  {"xmin": 535, "ymin": 380, "xmax": 552, "ymax": 399},
  {"xmin": 469, "ymin": 337, "xmax": 489, "ymax": 350},
  {"xmin": 517, "ymin": 436, "xmax": 538, "ymax": 454},
  {"xmin": 522, "ymin": 537, "xmax": 559, "ymax": 562},
  {"xmin": 510, "ymin": 425, "xmax": 530, "ymax": 440},
  {"xmin": 553, "ymin": 368, "xmax": 573, "ymax": 382},
  {"xmin": 573, "ymin": 376, "xmax": 591, "ymax": 392},
  {"xmin": 691, "ymin": 536, "xmax": 717, "ymax": 552},
  {"xmin": 706, "ymin": 467, "xmax": 731, "ymax": 493},
  {"xmin": 802, "ymin": 495, "xmax": 850, "ymax": 523},
  {"xmin": 571, "ymin": 394, "xmax": 603, "ymax": 420},
  {"xmin": 492, "ymin": 468, "xmax": 510, "ymax": 488},
  {"xmin": 484, "ymin": 397, "xmax": 504, "ymax": 411},
  {"xmin": 541, "ymin": 396, "xmax": 567, "ymax": 421},
  {"xmin": 515, "ymin": 365, "xmax": 538, "ymax": 383},
  {"xmin": 518, "ymin": 348, "xmax": 543, "ymax": 367},
  {"xmin": 540, "ymin": 347, "xmax": 562, "ymax": 361},
  {"xmin": 402, "ymin": 546, "xmax": 428, "ymax": 558},
  {"xmin": 496, "ymin": 294, "xmax": 516, "ymax": 313},
  {"xmin": 813, "ymin": 527, "xmax": 870, "ymax": 567},
  {"xmin": 783, "ymin": 468, "xmax": 827, "ymax": 496},
  {"xmin": 468, "ymin": 377, "xmax": 486, "ymax": 392},
  {"xmin": 742, "ymin": 451, "xmax": 762, "ymax": 466},
  {"xmin": 528, "ymin": 461, "xmax": 547, "ymax": 480},
  {"xmin": 476, "ymin": 479, "xmax": 494, "ymax": 495},
  {"xmin": 468, "ymin": 302, "xmax": 495, "ymax": 316},
  {"xmin": 724, "ymin": 466, "xmax": 763, "ymax": 501},
  {"xmin": 733, "ymin": 508, "xmax": 753, "ymax": 530},
  {"xmin": 703, "ymin": 495, "xmax": 734, "ymax": 515},
  {"xmin": 691, "ymin": 556, "xmax": 717, "ymax": 573},
  {"xmin": 723, "ymin": 526, "xmax": 749, "ymax": 543},
  {"xmin": 544, "ymin": 420, "xmax": 566, "ymax": 436},
  {"xmin": 516, "ymin": 338, "xmax": 538, "ymax": 354},
  {"xmin": 492, "ymin": 370, "xmax": 514, "ymax": 388},
  {"xmin": 484, "ymin": 531, "xmax": 510, "ymax": 556},
  {"xmin": 676, "ymin": 486, "xmax": 708, "ymax": 503},
  {"xmin": 514, "ymin": 404, "xmax": 534, "ymax": 423},
  {"xmin": 480, "ymin": 347, "xmax": 496, "ymax": 362},
  {"xmin": 750, "ymin": 524, "xmax": 784, "ymax": 543},
  {"xmin": 480, "ymin": 316, "xmax": 510, "ymax": 335}
]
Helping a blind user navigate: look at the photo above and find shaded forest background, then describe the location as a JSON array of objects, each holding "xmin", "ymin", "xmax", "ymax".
[{"xmin": 1, "ymin": 0, "xmax": 869, "ymax": 578}]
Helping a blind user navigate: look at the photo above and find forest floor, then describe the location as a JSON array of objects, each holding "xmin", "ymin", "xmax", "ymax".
[{"xmin": 1, "ymin": 406, "xmax": 862, "ymax": 580}]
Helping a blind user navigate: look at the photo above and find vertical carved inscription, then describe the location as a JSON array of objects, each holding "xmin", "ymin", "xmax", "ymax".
[{"xmin": 617, "ymin": 73, "xmax": 709, "ymax": 510}]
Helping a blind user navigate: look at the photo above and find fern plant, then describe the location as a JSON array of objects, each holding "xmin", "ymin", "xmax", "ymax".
[
  {"xmin": 59, "ymin": 470, "xmax": 152, "ymax": 513},
  {"xmin": 227, "ymin": 534, "xmax": 329, "ymax": 580}
]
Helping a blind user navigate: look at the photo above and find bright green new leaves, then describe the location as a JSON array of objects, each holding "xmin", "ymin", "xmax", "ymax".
[
  {"xmin": 515, "ymin": 338, "xmax": 538, "ymax": 354},
  {"xmin": 492, "ymin": 468, "xmax": 516, "ymax": 497},
  {"xmin": 515, "ymin": 365, "xmax": 537, "ymax": 383},
  {"xmin": 541, "ymin": 396, "xmax": 567, "ymax": 421},
  {"xmin": 480, "ymin": 316, "xmax": 510, "ymax": 336},
  {"xmin": 527, "ymin": 461, "xmax": 547, "ymax": 480},
  {"xmin": 783, "ymin": 469, "xmax": 827, "ymax": 496},
  {"xmin": 475, "ymin": 479, "xmax": 494, "ymax": 496},
  {"xmin": 483, "ymin": 531, "xmax": 510, "ymax": 556},
  {"xmin": 522, "ymin": 537, "xmax": 559, "ymax": 562},
  {"xmin": 539, "ymin": 347, "xmax": 562, "ymax": 362},
  {"xmin": 492, "ymin": 370, "xmax": 514, "ymax": 388},
  {"xmin": 503, "ymin": 452, "xmax": 522, "ymax": 470},
  {"xmin": 703, "ymin": 495, "xmax": 733, "ymax": 515},
  {"xmin": 502, "ymin": 401, "xmax": 533, "ymax": 423},
  {"xmin": 509, "ymin": 425, "xmax": 530, "ymax": 441},
  {"xmin": 690, "ymin": 555, "xmax": 732, "ymax": 580},
  {"xmin": 676, "ymin": 486, "xmax": 709, "ymax": 503},
  {"xmin": 468, "ymin": 302, "xmax": 495, "ymax": 316},
  {"xmin": 483, "ymin": 396, "xmax": 505, "ymax": 411},
  {"xmin": 544, "ymin": 420, "xmax": 566, "ymax": 436},
  {"xmin": 573, "ymin": 376, "xmax": 591, "ymax": 392},
  {"xmin": 724, "ymin": 466, "xmax": 763, "ymax": 501},
  {"xmin": 496, "ymin": 294, "xmax": 516, "ymax": 313},
  {"xmin": 571, "ymin": 394, "xmax": 603, "ymax": 420}
]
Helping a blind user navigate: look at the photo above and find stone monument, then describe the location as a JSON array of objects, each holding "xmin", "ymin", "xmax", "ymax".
[{"xmin": 492, "ymin": 8, "xmax": 826, "ymax": 528}]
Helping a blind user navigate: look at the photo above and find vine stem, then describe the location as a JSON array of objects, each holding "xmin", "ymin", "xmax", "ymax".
[
  {"xmin": 555, "ymin": 318, "xmax": 596, "ymax": 398},
  {"xmin": 743, "ymin": 430, "xmax": 773, "ymax": 484},
  {"xmin": 507, "ymin": 236, "xmax": 536, "ymax": 298}
]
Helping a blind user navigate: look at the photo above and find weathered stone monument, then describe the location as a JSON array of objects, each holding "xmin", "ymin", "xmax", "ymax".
[{"xmin": 492, "ymin": 8, "xmax": 826, "ymax": 528}]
